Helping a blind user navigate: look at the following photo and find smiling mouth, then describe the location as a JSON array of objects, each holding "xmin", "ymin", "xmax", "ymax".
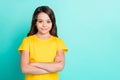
[{"xmin": 41, "ymin": 28, "xmax": 48, "ymax": 30}]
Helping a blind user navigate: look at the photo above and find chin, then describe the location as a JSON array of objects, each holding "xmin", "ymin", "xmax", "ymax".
[
  {"xmin": 41, "ymin": 31, "xmax": 49, "ymax": 34},
  {"xmin": 38, "ymin": 29, "xmax": 50, "ymax": 34}
]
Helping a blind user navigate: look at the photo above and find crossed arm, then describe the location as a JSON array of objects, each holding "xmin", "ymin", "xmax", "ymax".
[{"xmin": 20, "ymin": 50, "xmax": 65, "ymax": 74}]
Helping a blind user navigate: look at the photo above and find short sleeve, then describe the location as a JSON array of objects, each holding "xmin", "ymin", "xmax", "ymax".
[
  {"xmin": 18, "ymin": 37, "xmax": 29, "ymax": 53},
  {"xmin": 57, "ymin": 38, "xmax": 68, "ymax": 53}
]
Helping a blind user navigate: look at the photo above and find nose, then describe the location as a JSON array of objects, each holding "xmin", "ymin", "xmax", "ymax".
[{"xmin": 43, "ymin": 22, "xmax": 47, "ymax": 27}]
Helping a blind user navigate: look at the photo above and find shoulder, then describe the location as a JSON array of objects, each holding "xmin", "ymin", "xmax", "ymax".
[
  {"xmin": 22, "ymin": 35, "xmax": 35, "ymax": 41},
  {"xmin": 52, "ymin": 36, "xmax": 65, "ymax": 44},
  {"xmin": 52, "ymin": 36, "xmax": 63, "ymax": 41}
]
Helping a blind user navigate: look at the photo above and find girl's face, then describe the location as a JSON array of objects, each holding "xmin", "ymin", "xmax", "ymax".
[{"xmin": 36, "ymin": 12, "xmax": 52, "ymax": 35}]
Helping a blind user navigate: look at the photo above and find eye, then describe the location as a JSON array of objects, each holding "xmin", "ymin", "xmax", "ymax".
[
  {"xmin": 47, "ymin": 20, "xmax": 51, "ymax": 23},
  {"xmin": 38, "ymin": 20, "xmax": 42, "ymax": 23}
]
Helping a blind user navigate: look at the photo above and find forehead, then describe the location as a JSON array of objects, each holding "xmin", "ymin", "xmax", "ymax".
[{"xmin": 37, "ymin": 12, "xmax": 50, "ymax": 20}]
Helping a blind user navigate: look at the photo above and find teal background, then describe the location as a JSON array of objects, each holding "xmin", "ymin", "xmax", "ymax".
[{"xmin": 0, "ymin": 0, "xmax": 120, "ymax": 80}]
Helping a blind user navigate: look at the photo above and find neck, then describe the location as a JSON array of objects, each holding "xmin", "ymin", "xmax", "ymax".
[{"xmin": 36, "ymin": 33, "xmax": 51, "ymax": 40}]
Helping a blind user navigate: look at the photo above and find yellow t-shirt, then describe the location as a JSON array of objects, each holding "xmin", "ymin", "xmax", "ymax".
[{"xmin": 18, "ymin": 35, "xmax": 68, "ymax": 80}]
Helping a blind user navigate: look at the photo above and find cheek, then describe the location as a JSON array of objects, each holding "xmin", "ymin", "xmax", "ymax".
[
  {"xmin": 49, "ymin": 25, "xmax": 52, "ymax": 29},
  {"xmin": 36, "ymin": 23, "xmax": 42, "ymax": 28},
  {"xmin": 50, "ymin": 23, "xmax": 52, "ymax": 28},
  {"xmin": 48, "ymin": 23, "xmax": 52, "ymax": 28},
  {"xmin": 36, "ymin": 23, "xmax": 39, "ymax": 28}
]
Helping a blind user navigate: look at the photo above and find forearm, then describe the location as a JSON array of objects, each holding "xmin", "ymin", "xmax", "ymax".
[
  {"xmin": 30, "ymin": 50, "xmax": 65, "ymax": 73},
  {"xmin": 21, "ymin": 64, "xmax": 49, "ymax": 74},
  {"xmin": 20, "ymin": 50, "xmax": 50, "ymax": 74},
  {"xmin": 30, "ymin": 62, "xmax": 64, "ymax": 72}
]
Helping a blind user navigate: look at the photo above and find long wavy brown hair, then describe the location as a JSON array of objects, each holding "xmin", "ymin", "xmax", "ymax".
[{"xmin": 27, "ymin": 6, "xmax": 58, "ymax": 37}]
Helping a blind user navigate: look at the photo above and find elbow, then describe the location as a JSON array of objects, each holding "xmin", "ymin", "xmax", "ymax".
[
  {"xmin": 58, "ymin": 64, "xmax": 64, "ymax": 71},
  {"xmin": 21, "ymin": 68, "xmax": 26, "ymax": 74},
  {"xmin": 21, "ymin": 66, "xmax": 28, "ymax": 74}
]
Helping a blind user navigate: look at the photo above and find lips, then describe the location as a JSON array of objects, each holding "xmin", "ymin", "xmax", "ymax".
[{"xmin": 41, "ymin": 28, "xmax": 48, "ymax": 30}]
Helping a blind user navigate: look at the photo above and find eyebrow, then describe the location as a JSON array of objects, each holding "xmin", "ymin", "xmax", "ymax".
[{"xmin": 37, "ymin": 19, "xmax": 51, "ymax": 21}]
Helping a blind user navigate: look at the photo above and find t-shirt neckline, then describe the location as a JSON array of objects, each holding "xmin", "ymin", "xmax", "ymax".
[{"xmin": 34, "ymin": 34, "xmax": 52, "ymax": 41}]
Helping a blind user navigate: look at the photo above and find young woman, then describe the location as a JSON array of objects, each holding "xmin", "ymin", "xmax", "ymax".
[{"xmin": 18, "ymin": 6, "xmax": 68, "ymax": 80}]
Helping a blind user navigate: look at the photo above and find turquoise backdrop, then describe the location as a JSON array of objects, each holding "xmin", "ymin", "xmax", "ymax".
[{"xmin": 0, "ymin": 0, "xmax": 120, "ymax": 80}]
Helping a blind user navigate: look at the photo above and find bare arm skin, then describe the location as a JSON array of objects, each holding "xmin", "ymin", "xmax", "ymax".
[
  {"xmin": 30, "ymin": 50, "xmax": 65, "ymax": 72},
  {"xmin": 20, "ymin": 50, "xmax": 49, "ymax": 74}
]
